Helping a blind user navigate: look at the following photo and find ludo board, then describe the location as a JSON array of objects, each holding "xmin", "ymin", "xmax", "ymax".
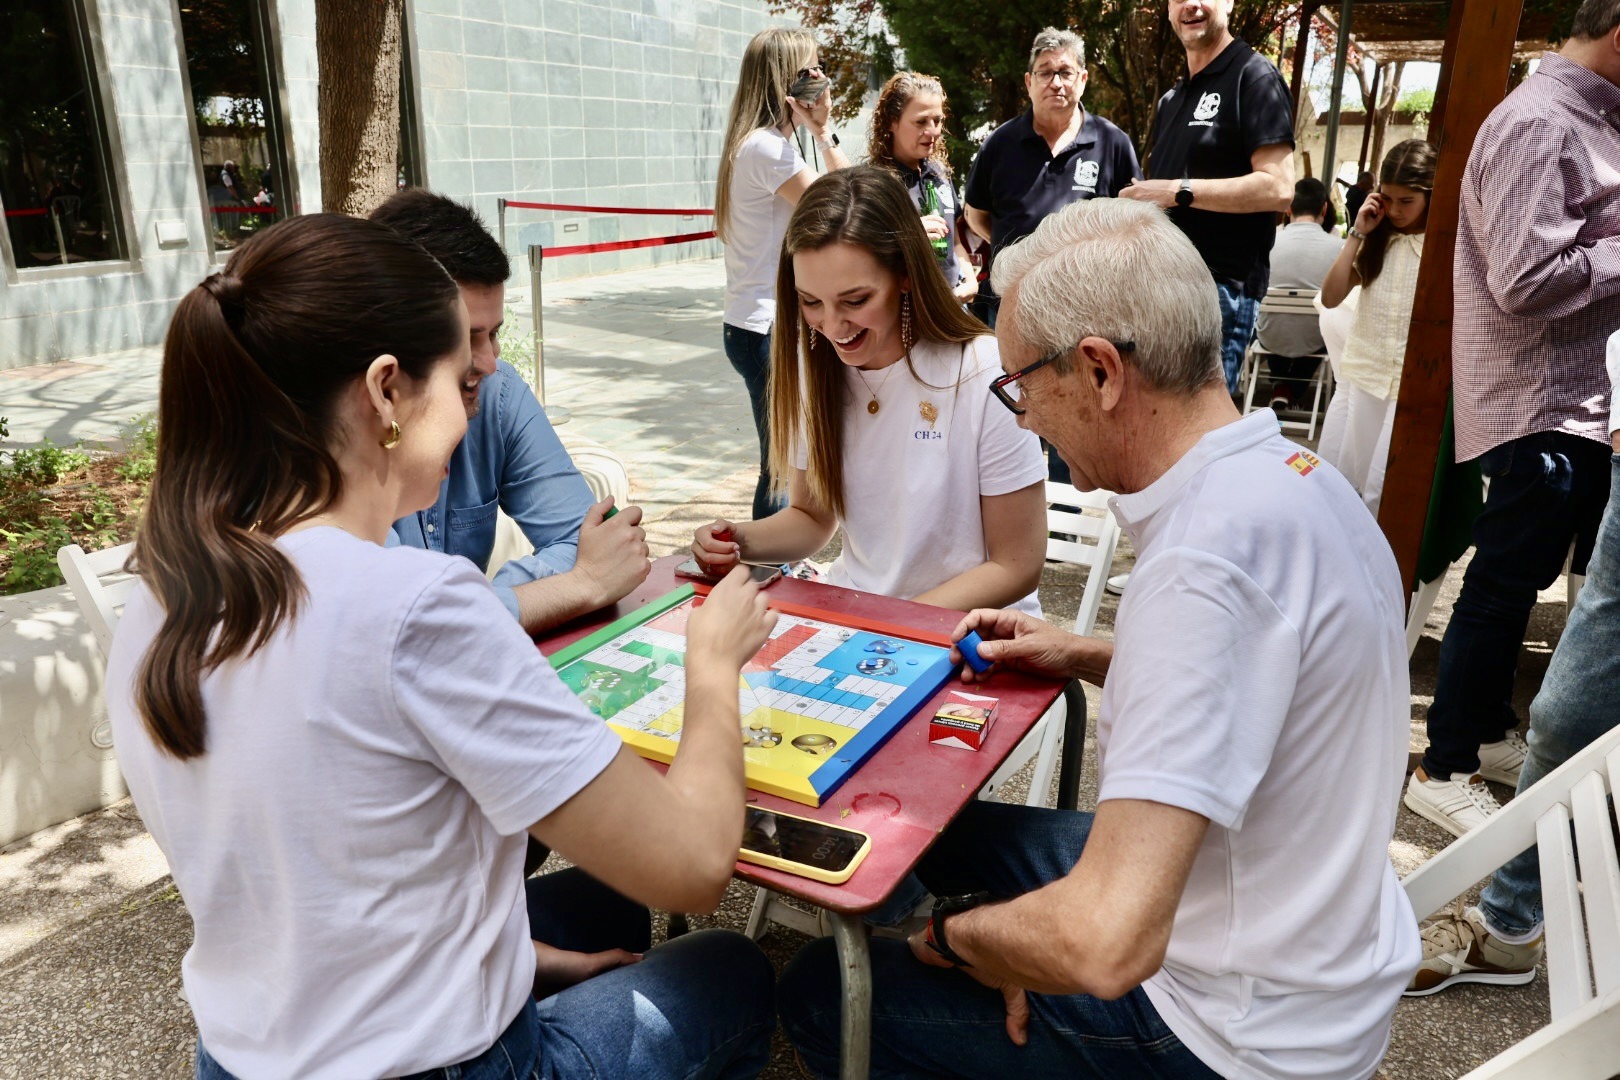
[{"xmin": 548, "ymin": 585, "xmax": 956, "ymax": 806}]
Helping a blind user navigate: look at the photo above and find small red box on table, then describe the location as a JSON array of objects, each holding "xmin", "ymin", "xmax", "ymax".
[{"xmin": 928, "ymin": 690, "xmax": 999, "ymax": 751}]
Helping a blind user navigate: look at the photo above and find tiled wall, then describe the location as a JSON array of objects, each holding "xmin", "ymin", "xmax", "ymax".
[{"xmin": 0, "ymin": 0, "xmax": 791, "ymax": 370}]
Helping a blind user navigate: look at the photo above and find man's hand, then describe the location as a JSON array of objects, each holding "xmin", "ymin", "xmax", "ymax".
[
  {"xmin": 908, "ymin": 930, "xmax": 1030, "ymax": 1045},
  {"xmin": 953, "ymin": 608, "xmax": 1106, "ymax": 684},
  {"xmin": 532, "ymin": 941, "xmax": 641, "ymax": 998},
  {"xmin": 572, "ymin": 498, "xmax": 651, "ymax": 609},
  {"xmin": 686, "ymin": 566, "xmax": 777, "ymax": 673},
  {"xmin": 1119, "ymin": 178, "xmax": 1177, "ymax": 209}
]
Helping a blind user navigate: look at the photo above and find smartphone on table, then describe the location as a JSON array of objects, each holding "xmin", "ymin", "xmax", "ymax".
[
  {"xmin": 737, "ymin": 805, "xmax": 871, "ymax": 884},
  {"xmin": 675, "ymin": 558, "xmax": 784, "ymax": 586}
]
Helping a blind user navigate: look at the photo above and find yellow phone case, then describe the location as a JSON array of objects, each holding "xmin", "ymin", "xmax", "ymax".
[{"xmin": 736, "ymin": 810, "xmax": 872, "ymax": 885}]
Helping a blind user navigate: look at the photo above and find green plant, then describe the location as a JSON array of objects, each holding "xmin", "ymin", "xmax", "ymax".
[
  {"xmin": 2, "ymin": 440, "xmax": 91, "ymax": 488},
  {"xmin": 498, "ymin": 306, "xmax": 539, "ymax": 392},
  {"xmin": 0, "ymin": 416, "xmax": 9, "ymax": 440},
  {"xmin": 115, "ymin": 415, "xmax": 158, "ymax": 483},
  {"xmin": 1, "ymin": 516, "xmax": 73, "ymax": 592}
]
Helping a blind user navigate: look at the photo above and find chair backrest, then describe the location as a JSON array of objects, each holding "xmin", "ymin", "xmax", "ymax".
[
  {"xmin": 56, "ymin": 542, "xmax": 138, "ymax": 660},
  {"xmin": 1256, "ymin": 286, "xmax": 1321, "ymax": 317},
  {"xmin": 1044, "ymin": 482, "xmax": 1121, "ymax": 637},
  {"xmin": 1402, "ymin": 725, "xmax": 1620, "ymax": 1026}
]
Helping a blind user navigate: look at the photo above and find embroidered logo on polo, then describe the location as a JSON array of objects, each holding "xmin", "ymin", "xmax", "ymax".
[
  {"xmin": 1189, "ymin": 92, "xmax": 1221, "ymax": 127},
  {"xmin": 1285, "ymin": 450, "xmax": 1320, "ymax": 476},
  {"xmin": 1072, "ymin": 159, "xmax": 1100, "ymax": 193}
]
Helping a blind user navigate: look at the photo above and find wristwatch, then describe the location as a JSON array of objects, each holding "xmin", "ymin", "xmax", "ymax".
[
  {"xmin": 1175, "ymin": 178, "xmax": 1194, "ymax": 208},
  {"xmin": 817, "ymin": 131, "xmax": 840, "ymax": 148},
  {"xmin": 1348, "ymin": 226, "xmax": 1367, "ymax": 240},
  {"xmin": 925, "ymin": 892, "xmax": 989, "ymax": 967}
]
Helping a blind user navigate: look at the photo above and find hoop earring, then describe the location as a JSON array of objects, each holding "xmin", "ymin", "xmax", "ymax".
[
  {"xmin": 901, "ymin": 292, "xmax": 913, "ymax": 352},
  {"xmin": 380, "ymin": 421, "xmax": 402, "ymax": 450}
]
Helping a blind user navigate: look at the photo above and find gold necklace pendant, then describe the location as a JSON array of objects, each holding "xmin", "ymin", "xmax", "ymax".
[
  {"xmin": 867, "ymin": 397, "xmax": 880, "ymax": 415},
  {"xmin": 919, "ymin": 400, "xmax": 938, "ymax": 429}
]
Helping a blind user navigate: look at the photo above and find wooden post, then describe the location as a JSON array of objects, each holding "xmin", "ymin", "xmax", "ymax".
[
  {"xmin": 1376, "ymin": 0, "xmax": 1526, "ymax": 592},
  {"xmin": 1288, "ymin": 1, "xmax": 1322, "ymax": 114},
  {"xmin": 1322, "ymin": 0, "xmax": 1355, "ymax": 181}
]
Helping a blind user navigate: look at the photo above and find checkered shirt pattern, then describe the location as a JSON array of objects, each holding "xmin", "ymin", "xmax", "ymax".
[{"xmin": 1452, "ymin": 53, "xmax": 1620, "ymax": 462}]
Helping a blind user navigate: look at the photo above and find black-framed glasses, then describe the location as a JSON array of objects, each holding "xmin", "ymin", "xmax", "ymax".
[{"xmin": 989, "ymin": 341, "xmax": 1136, "ymax": 414}]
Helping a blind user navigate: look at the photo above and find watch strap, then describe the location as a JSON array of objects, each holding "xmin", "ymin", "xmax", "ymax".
[{"xmin": 926, "ymin": 891, "xmax": 989, "ymax": 967}]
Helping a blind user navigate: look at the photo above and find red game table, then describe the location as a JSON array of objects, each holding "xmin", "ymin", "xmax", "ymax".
[{"xmin": 537, "ymin": 555, "xmax": 1074, "ymax": 1079}]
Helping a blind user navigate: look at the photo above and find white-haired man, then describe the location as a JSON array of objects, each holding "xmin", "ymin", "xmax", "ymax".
[{"xmin": 777, "ymin": 199, "xmax": 1418, "ymax": 1079}]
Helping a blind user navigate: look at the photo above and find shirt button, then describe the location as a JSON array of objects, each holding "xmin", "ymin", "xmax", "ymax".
[{"xmin": 426, "ymin": 524, "xmax": 436, "ymax": 534}]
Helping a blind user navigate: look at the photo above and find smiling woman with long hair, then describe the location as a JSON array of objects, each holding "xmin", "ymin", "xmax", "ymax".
[
  {"xmin": 693, "ymin": 166, "xmax": 1047, "ymax": 615},
  {"xmin": 108, "ymin": 213, "xmax": 777, "ymax": 1080}
]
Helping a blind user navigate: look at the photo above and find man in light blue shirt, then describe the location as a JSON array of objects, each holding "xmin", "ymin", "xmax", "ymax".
[{"xmin": 372, "ymin": 190, "xmax": 650, "ymax": 632}]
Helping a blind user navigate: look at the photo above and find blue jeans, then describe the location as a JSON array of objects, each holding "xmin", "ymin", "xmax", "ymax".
[
  {"xmin": 1214, "ymin": 281, "xmax": 1258, "ymax": 395},
  {"xmin": 778, "ymin": 802, "xmax": 1218, "ymax": 1079},
  {"xmin": 1421, "ymin": 432, "xmax": 1611, "ymax": 778},
  {"xmin": 198, "ymin": 929, "xmax": 774, "ymax": 1080},
  {"xmin": 1479, "ymin": 453, "xmax": 1620, "ymax": 937},
  {"xmin": 722, "ymin": 323, "xmax": 785, "ymax": 521}
]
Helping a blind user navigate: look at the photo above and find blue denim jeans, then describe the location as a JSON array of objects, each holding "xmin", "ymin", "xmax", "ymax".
[
  {"xmin": 1479, "ymin": 454, "xmax": 1620, "ymax": 937},
  {"xmin": 1421, "ymin": 432, "xmax": 1611, "ymax": 778},
  {"xmin": 778, "ymin": 802, "xmax": 1218, "ymax": 1079},
  {"xmin": 722, "ymin": 323, "xmax": 785, "ymax": 521},
  {"xmin": 197, "ymin": 929, "xmax": 774, "ymax": 1080},
  {"xmin": 1214, "ymin": 281, "xmax": 1259, "ymax": 395}
]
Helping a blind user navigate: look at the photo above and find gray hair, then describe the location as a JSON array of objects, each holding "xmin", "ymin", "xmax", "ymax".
[
  {"xmin": 1571, "ymin": 0, "xmax": 1620, "ymax": 38},
  {"xmin": 991, "ymin": 200, "xmax": 1222, "ymax": 395},
  {"xmin": 1028, "ymin": 27, "xmax": 1085, "ymax": 71}
]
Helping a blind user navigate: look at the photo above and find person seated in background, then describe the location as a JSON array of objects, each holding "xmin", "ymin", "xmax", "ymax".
[
  {"xmin": 107, "ymin": 214, "xmax": 778, "ymax": 1079},
  {"xmin": 369, "ymin": 189, "xmax": 650, "ymax": 635},
  {"xmin": 692, "ymin": 166, "xmax": 1047, "ymax": 616},
  {"xmin": 778, "ymin": 198, "xmax": 1418, "ymax": 1080},
  {"xmin": 1253, "ymin": 177, "xmax": 1343, "ymax": 410}
]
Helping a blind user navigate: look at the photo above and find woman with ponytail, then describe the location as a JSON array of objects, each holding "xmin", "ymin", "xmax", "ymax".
[{"xmin": 108, "ymin": 214, "xmax": 776, "ymax": 1080}]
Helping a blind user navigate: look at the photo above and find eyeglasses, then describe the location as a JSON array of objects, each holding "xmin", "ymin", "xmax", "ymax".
[
  {"xmin": 989, "ymin": 341, "xmax": 1136, "ymax": 414},
  {"xmin": 1030, "ymin": 67, "xmax": 1082, "ymax": 85}
]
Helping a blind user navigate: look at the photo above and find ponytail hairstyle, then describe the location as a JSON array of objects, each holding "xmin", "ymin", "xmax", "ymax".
[
  {"xmin": 716, "ymin": 27, "xmax": 820, "ymax": 242},
  {"xmin": 867, "ymin": 71, "xmax": 950, "ymax": 178},
  {"xmin": 769, "ymin": 165, "xmax": 989, "ymax": 519},
  {"xmin": 1355, "ymin": 139, "xmax": 1436, "ymax": 288},
  {"xmin": 132, "ymin": 213, "xmax": 461, "ymax": 759}
]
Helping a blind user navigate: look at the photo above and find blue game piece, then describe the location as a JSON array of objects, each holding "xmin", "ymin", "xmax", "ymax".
[{"xmin": 957, "ymin": 630, "xmax": 992, "ymax": 674}]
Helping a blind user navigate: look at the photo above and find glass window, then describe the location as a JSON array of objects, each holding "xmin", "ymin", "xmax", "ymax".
[
  {"xmin": 0, "ymin": 1, "xmax": 129, "ymax": 269},
  {"xmin": 398, "ymin": 12, "xmax": 425, "ymax": 190},
  {"xmin": 176, "ymin": 0, "xmax": 292, "ymax": 253}
]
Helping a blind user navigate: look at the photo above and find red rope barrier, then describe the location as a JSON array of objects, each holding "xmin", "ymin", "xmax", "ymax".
[
  {"xmin": 3, "ymin": 208, "xmax": 48, "ymax": 218},
  {"xmin": 544, "ymin": 230, "xmax": 717, "ymax": 258},
  {"xmin": 503, "ymin": 199, "xmax": 713, "ymax": 217}
]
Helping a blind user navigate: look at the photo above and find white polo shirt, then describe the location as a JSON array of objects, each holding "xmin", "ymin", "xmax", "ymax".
[
  {"xmin": 722, "ymin": 127, "xmax": 810, "ymax": 333},
  {"xmin": 1100, "ymin": 411, "xmax": 1419, "ymax": 1080}
]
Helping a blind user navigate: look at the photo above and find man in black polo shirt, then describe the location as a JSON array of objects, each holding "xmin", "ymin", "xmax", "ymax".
[
  {"xmin": 963, "ymin": 26, "xmax": 1139, "ymax": 330},
  {"xmin": 1122, "ymin": 0, "xmax": 1295, "ymax": 394}
]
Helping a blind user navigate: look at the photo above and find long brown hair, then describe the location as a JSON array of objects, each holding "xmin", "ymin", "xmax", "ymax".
[
  {"xmin": 715, "ymin": 28, "xmax": 819, "ymax": 242},
  {"xmin": 132, "ymin": 214, "xmax": 461, "ymax": 758},
  {"xmin": 867, "ymin": 71, "xmax": 950, "ymax": 177},
  {"xmin": 1355, "ymin": 139, "xmax": 1435, "ymax": 288},
  {"xmin": 769, "ymin": 165, "xmax": 989, "ymax": 519}
]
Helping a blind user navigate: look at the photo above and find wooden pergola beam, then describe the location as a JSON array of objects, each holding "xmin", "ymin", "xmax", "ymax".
[{"xmin": 1377, "ymin": 0, "xmax": 1528, "ymax": 591}]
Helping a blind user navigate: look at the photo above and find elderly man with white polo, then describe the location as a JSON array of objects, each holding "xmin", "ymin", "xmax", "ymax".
[{"xmin": 776, "ymin": 198, "xmax": 1418, "ymax": 1079}]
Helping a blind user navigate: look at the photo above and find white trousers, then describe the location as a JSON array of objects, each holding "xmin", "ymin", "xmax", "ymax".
[{"xmin": 1317, "ymin": 381, "xmax": 1396, "ymax": 517}]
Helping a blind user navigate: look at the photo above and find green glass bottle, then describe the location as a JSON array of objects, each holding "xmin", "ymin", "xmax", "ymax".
[{"xmin": 919, "ymin": 179, "xmax": 950, "ymax": 263}]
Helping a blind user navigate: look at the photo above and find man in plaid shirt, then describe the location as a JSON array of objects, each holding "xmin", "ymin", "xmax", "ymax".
[{"xmin": 1405, "ymin": 0, "xmax": 1620, "ymax": 843}]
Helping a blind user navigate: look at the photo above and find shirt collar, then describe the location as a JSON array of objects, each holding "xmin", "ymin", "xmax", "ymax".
[
  {"xmin": 899, "ymin": 158, "xmax": 948, "ymax": 188},
  {"xmin": 1017, "ymin": 107, "xmax": 1094, "ymax": 153},
  {"xmin": 1185, "ymin": 37, "xmax": 1248, "ymax": 87},
  {"xmin": 1109, "ymin": 411, "xmax": 1281, "ymax": 541},
  {"xmin": 1534, "ymin": 52, "xmax": 1620, "ymax": 124}
]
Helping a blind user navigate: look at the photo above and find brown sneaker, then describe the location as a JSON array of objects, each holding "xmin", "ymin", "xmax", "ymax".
[{"xmin": 1405, "ymin": 905, "xmax": 1541, "ymax": 996}]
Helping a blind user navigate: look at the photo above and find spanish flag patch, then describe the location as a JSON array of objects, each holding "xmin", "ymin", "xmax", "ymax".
[{"xmin": 1285, "ymin": 451, "xmax": 1320, "ymax": 476}]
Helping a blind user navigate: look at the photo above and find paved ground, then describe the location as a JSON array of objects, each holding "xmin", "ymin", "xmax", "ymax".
[{"xmin": 0, "ymin": 257, "xmax": 1561, "ymax": 1076}]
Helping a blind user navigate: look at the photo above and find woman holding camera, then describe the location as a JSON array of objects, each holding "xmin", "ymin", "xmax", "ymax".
[
  {"xmin": 694, "ymin": 166, "xmax": 1047, "ymax": 615},
  {"xmin": 717, "ymin": 27, "xmax": 851, "ymax": 522},
  {"xmin": 107, "ymin": 214, "xmax": 777, "ymax": 1080}
]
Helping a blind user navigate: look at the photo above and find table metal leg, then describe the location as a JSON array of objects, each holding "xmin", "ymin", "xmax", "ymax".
[
  {"xmin": 828, "ymin": 911, "xmax": 872, "ymax": 1080},
  {"xmin": 1057, "ymin": 680, "xmax": 1087, "ymax": 811}
]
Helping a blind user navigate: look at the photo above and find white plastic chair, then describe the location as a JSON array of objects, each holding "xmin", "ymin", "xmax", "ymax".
[
  {"xmin": 1239, "ymin": 287, "xmax": 1334, "ymax": 440},
  {"xmin": 1402, "ymin": 726, "xmax": 1620, "ymax": 1078},
  {"xmin": 56, "ymin": 542, "xmax": 137, "ymax": 660},
  {"xmin": 1406, "ymin": 540, "xmax": 1585, "ymax": 659},
  {"xmin": 977, "ymin": 482, "xmax": 1120, "ymax": 808}
]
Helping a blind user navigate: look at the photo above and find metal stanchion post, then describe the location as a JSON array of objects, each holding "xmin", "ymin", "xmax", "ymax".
[
  {"xmin": 528, "ymin": 244, "xmax": 569, "ymax": 426},
  {"xmin": 497, "ymin": 198, "xmax": 507, "ymax": 256}
]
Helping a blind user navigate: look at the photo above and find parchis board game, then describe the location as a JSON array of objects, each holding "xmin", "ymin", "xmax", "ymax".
[{"xmin": 548, "ymin": 585, "xmax": 956, "ymax": 807}]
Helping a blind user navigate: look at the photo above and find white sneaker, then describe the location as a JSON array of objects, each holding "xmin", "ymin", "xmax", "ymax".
[
  {"xmin": 1477, "ymin": 732, "xmax": 1528, "ymax": 786},
  {"xmin": 1404, "ymin": 767, "xmax": 1502, "ymax": 837},
  {"xmin": 1105, "ymin": 572, "xmax": 1130, "ymax": 596}
]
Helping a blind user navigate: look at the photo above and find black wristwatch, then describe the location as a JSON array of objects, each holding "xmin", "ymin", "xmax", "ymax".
[
  {"xmin": 925, "ymin": 892, "xmax": 989, "ymax": 968},
  {"xmin": 1175, "ymin": 178, "xmax": 1194, "ymax": 208},
  {"xmin": 818, "ymin": 131, "xmax": 840, "ymax": 148}
]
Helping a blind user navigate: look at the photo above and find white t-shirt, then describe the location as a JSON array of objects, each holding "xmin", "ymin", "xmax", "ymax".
[
  {"xmin": 105, "ymin": 528, "xmax": 621, "ymax": 1080},
  {"xmin": 1100, "ymin": 412, "xmax": 1419, "ymax": 1080},
  {"xmin": 793, "ymin": 336, "xmax": 1046, "ymax": 614},
  {"xmin": 722, "ymin": 127, "xmax": 810, "ymax": 333}
]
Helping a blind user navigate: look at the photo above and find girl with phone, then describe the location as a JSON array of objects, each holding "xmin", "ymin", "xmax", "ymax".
[
  {"xmin": 867, "ymin": 72, "xmax": 979, "ymax": 303},
  {"xmin": 1318, "ymin": 139, "xmax": 1437, "ymax": 515},
  {"xmin": 693, "ymin": 166, "xmax": 1048, "ymax": 615},
  {"xmin": 717, "ymin": 28, "xmax": 851, "ymax": 522},
  {"xmin": 106, "ymin": 215, "xmax": 778, "ymax": 1080}
]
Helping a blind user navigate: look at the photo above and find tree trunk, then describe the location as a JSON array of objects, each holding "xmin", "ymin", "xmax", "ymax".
[
  {"xmin": 316, "ymin": 0, "xmax": 402, "ymax": 216},
  {"xmin": 1368, "ymin": 60, "xmax": 1405, "ymax": 172}
]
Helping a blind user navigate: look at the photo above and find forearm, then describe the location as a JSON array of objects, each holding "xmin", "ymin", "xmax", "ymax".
[
  {"xmin": 964, "ymin": 206, "xmax": 991, "ymax": 244},
  {"xmin": 662, "ymin": 666, "xmax": 748, "ymax": 876},
  {"xmin": 511, "ymin": 570, "xmax": 608, "ymax": 634},
  {"xmin": 1184, "ymin": 171, "xmax": 1290, "ymax": 215},
  {"xmin": 943, "ymin": 884, "xmax": 1142, "ymax": 998},
  {"xmin": 913, "ymin": 557, "xmax": 1041, "ymax": 614},
  {"xmin": 1487, "ymin": 235, "xmax": 1620, "ymax": 319},
  {"xmin": 735, "ymin": 505, "xmax": 836, "ymax": 564},
  {"xmin": 1319, "ymin": 236, "xmax": 1361, "ymax": 308}
]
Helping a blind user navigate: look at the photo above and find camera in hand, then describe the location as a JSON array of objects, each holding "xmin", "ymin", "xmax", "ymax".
[{"xmin": 789, "ymin": 72, "xmax": 830, "ymax": 107}]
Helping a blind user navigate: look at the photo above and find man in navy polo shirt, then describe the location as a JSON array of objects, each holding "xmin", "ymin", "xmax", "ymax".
[
  {"xmin": 963, "ymin": 26, "xmax": 1139, "ymax": 331},
  {"xmin": 1122, "ymin": 0, "xmax": 1295, "ymax": 394}
]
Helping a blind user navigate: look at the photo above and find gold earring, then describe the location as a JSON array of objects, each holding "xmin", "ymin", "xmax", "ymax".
[
  {"xmin": 380, "ymin": 420, "xmax": 402, "ymax": 450},
  {"xmin": 808, "ymin": 325, "xmax": 818, "ymax": 351},
  {"xmin": 901, "ymin": 292, "xmax": 913, "ymax": 352}
]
